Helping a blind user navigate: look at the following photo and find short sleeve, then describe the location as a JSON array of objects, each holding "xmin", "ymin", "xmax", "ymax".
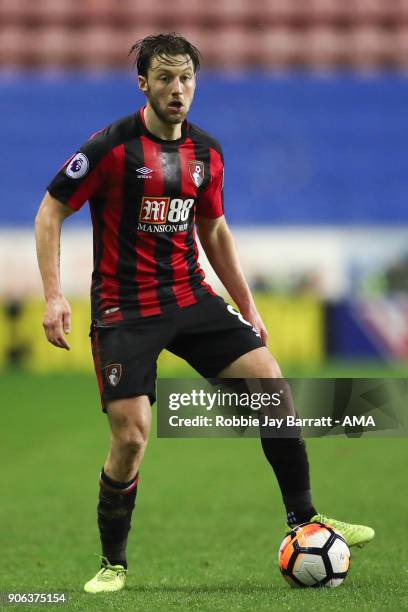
[
  {"xmin": 197, "ymin": 147, "xmax": 224, "ymax": 219},
  {"xmin": 47, "ymin": 132, "xmax": 111, "ymax": 211}
]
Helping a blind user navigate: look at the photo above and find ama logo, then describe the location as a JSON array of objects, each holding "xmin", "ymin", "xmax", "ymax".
[{"xmin": 65, "ymin": 153, "xmax": 89, "ymax": 179}]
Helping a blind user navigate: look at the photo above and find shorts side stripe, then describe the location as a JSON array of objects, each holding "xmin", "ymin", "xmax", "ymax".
[{"xmin": 91, "ymin": 327, "xmax": 104, "ymax": 398}]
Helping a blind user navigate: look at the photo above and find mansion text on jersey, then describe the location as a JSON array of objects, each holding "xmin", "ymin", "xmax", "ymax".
[{"xmin": 137, "ymin": 222, "xmax": 189, "ymax": 232}]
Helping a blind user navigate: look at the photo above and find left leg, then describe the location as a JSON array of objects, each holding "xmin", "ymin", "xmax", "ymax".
[
  {"xmin": 171, "ymin": 295, "xmax": 375, "ymax": 546},
  {"xmin": 219, "ymin": 346, "xmax": 375, "ymax": 546},
  {"xmin": 218, "ymin": 347, "xmax": 317, "ymax": 527},
  {"xmin": 169, "ymin": 298, "xmax": 316, "ymax": 526},
  {"xmin": 217, "ymin": 345, "xmax": 282, "ymax": 378}
]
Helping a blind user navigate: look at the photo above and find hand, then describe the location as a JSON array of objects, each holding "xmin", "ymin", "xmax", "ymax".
[
  {"xmin": 241, "ymin": 306, "xmax": 268, "ymax": 345},
  {"xmin": 43, "ymin": 295, "xmax": 72, "ymax": 350}
]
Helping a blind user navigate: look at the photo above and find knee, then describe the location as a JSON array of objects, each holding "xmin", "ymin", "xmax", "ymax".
[
  {"xmin": 114, "ymin": 427, "xmax": 148, "ymax": 457},
  {"xmin": 251, "ymin": 354, "xmax": 282, "ymax": 378},
  {"xmin": 262, "ymin": 356, "xmax": 282, "ymax": 378}
]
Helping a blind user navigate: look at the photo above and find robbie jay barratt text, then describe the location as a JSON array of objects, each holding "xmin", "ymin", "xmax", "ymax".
[{"xmin": 167, "ymin": 415, "xmax": 376, "ymax": 428}]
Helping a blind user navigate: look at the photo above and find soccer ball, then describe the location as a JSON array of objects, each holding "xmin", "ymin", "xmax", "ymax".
[{"xmin": 278, "ymin": 522, "xmax": 350, "ymax": 587}]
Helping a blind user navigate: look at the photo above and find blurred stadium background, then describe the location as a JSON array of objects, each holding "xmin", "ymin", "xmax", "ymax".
[{"xmin": 1, "ymin": 0, "xmax": 408, "ymax": 375}]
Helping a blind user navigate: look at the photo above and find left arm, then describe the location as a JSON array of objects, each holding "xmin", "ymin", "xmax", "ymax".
[{"xmin": 196, "ymin": 214, "xmax": 268, "ymax": 344}]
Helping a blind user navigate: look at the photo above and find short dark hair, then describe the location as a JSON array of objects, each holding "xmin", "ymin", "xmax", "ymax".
[{"xmin": 129, "ymin": 32, "xmax": 201, "ymax": 77}]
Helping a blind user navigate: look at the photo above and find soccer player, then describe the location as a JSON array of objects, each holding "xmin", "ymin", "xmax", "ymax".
[{"xmin": 35, "ymin": 33, "xmax": 374, "ymax": 594}]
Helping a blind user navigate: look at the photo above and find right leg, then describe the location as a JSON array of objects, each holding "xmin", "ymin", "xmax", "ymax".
[
  {"xmin": 98, "ymin": 395, "xmax": 151, "ymax": 569},
  {"xmin": 104, "ymin": 395, "xmax": 152, "ymax": 483},
  {"xmin": 84, "ymin": 395, "xmax": 151, "ymax": 593},
  {"xmin": 86, "ymin": 318, "xmax": 173, "ymax": 593}
]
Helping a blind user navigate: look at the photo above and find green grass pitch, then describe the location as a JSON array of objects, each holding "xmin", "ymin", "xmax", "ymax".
[{"xmin": 1, "ymin": 362, "xmax": 407, "ymax": 611}]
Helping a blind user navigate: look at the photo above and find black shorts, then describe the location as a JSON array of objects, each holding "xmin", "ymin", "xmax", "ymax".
[{"xmin": 90, "ymin": 294, "xmax": 265, "ymax": 411}]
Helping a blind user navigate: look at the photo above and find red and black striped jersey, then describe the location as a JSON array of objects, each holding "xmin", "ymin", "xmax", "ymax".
[{"xmin": 47, "ymin": 107, "xmax": 224, "ymax": 323}]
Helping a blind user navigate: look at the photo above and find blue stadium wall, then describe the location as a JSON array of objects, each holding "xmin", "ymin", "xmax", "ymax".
[
  {"xmin": 1, "ymin": 72, "xmax": 408, "ymax": 226},
  {"xmin": 1, "ymin": 73, "xmax": 407, "ymax": 364}
]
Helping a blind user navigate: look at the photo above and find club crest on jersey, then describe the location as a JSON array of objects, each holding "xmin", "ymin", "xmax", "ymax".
[
  {"xmin": 65, "ymin": 153, "xmax": 89, "ymax": 179},
  {"xmin": 188, "ymin": 160, "xmax": 204, "ymax": 188},
  {"xmin": 106, "ymin": 363, "xmax": 122, "ymax": 387}
]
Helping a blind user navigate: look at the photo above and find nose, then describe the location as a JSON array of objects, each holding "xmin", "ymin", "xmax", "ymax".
[{"xmin": 171, "ymin": 77, "xmax": 183, "ymax": 95}]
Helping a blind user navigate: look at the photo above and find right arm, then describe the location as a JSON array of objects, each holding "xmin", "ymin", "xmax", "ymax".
[
  {"xmin": 35, "ymin": 191, "xmax": 74, "ymax": 350},
  {"xmin": 37, "ymin": 127, "xmax": 113, "ymax": 348}
]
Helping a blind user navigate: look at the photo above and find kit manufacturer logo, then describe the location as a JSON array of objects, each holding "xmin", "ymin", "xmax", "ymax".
[{"xmin": 136, "ymin": 166, "xmax": 155, "ymax": 178}]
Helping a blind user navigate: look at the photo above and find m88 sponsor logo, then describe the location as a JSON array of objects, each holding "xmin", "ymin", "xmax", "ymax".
[{"xmin": 139, "ymin": 197, "xmax": 194, "ymax": 224}]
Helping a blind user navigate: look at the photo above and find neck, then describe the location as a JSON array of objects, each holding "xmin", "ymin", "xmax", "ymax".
[{"xmin": 144, "ymin": 105, "xmax": 183, "ymax": 141}]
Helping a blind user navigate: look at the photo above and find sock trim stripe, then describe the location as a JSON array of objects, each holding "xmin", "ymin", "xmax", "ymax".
[
  {"xmin": 99, "ymin": 470, "xmax": 139, "ymax": 494},
  {"xmin": 99, "ymin": 477, "xmax": 138, "ymax": 494}
]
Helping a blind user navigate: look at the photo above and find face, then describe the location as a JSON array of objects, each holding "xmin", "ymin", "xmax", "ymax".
[{"xmin": 139, "ymin": 54, "xmax": 196, "ymax": 125}]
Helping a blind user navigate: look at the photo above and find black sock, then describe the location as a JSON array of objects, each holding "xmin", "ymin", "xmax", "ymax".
[
  {"xmin": 260, "ymin": 437, "xmax": 317, "ymax": 526},
  {"xmin": 97, "ymin": 468, "xmax": 139, "ymax": 569}
]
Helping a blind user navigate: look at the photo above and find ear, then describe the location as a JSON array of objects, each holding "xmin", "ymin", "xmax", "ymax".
[{"xmin": 138, "ymin": 75, "xmax": 148, "ymax": 94}]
